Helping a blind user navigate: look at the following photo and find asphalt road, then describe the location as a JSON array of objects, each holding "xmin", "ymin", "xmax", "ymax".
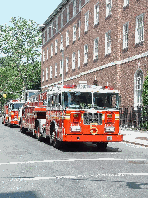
[{"xmin": 0, "ymin": 118, "xmax": 148, "ymax": 198}]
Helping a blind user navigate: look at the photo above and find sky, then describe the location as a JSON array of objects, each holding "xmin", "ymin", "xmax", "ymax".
[{"xmin": 0, "ymin": 0, "xmax": 62, "ymax": 26}]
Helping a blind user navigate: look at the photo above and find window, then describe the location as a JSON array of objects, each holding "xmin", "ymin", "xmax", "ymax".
[
  {"xmin": 47, "ymin": 27, "xmax": 49, "ymax": 40},
  {"xmin": 106, "ymin": 0, "xmax": 112, "ymax": 17},
  {"xmin": 46, "ymin": 68, "xmax": 48, "ymax": 80},
  {"xmin": 134, "ymin": 69, "xmax": 143, "ymax": 108},
  {"xmin": 72, "ymin": 52, "xmax": 75, "ymax": 70},
  {"xmin": 55, "ymin": 40, "xmax": 58, "ymax": 54},
  {"xmin": 51, "ymin": 44, "xmax": 53, "ymax": 57},
  {"xmin": 94, "ymin": 3, "xmax": 99, "ymax": 25},
  {"xmin": 123, "ymin": 22, "xmax": 129, "ymax": 49},
  {"xmin": 61, "ymin": 12, "xmax": 63, "ymax": 28},
  {"xmin": 47, "ymin": 48, "xmax": 48, "ymax": 60},
  {"xmin": 78, "ymin": 20, "xmax": 81, "ymax": 38},
  {"xmin": 79, "ymin": 0, "xmax": 81, "ymax": 11},
  {"xmin": 42, "ymin": 70, "xmax": 44, "ymax": 82},
  {"xmin": 105, "ymin": 31, "xmax": 111, "ymax": 55},
  {"xmin": 50, "ymin": 66, "xmax": 52, "ymax": 79},
  {"xmin": 60, "ymin": 60, "xmax": 63, "ymax": 75},
  {"xmin": 78, "ymin": 50, "xmax": 80, "ymax": 68},
  {"xmin": 124, "ymin": 0, "xmax": 129, "ymax": 7},
  {"xmin": 56, "ymin": 16, "xmax": 58, "ymax": 32},
  {"xmin": 43, "ymin": 32, "xmax": 45, "ymax": 44},
  {"xmin": 66, "ymin": 31, "xmax": 69, "ymax": 46},
  {"xmin": 43, "ymin": 50, "xmax": 45, "ymax": 62},
  {"xmin": 73, "ymin": 25, "xmax": 77, "ymax": 41},
  {"xmin": 66, "ymin": 57, "xmax": 69, "ymax": 72},
  {"xmin": 73, "ymin": 0, "xmax": 76, "ymax": 16},
  {"xmin": 84, "ymin": 44, "xmax": 88, "ymax": 64},
  {"xmin": 55, "ymin": 63, "xmax": 57, "ymax": 77},
  {"xmin": 135, "ymin": 14, "xmax": 144, "ymax": 44},
  {"xmin": 60, "ymin": 35, "xmax": 63, "ymax": 51},
  {"xmin": 51, "ymin": 22, "xmax": 53, "ymax": 37},
  {"xmin": 94, "ymin": 38, "xmax": 99, "ymax": 60},
  {"xmin": 85, "ymin": 11, "xmax": 89, "ymax": 32},
  {"xmin": 67, "ymin": 5, "xmax": 69, "ymax": 23}
]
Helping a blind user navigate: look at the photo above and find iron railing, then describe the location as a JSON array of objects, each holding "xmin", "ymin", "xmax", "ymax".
[{"xmin": 119, "ymin": 106, "xmax": 148, "ymax": 130}]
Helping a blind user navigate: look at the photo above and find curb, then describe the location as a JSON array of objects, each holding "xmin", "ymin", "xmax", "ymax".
[{"xmin": 123, "ymin": 140, "xmax": 148, "ymax": 147}]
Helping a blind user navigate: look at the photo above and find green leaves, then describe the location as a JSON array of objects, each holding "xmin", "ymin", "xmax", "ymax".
[{"xmin": 0, "ymin": 17, "xmax": 41, "ymax": 102}]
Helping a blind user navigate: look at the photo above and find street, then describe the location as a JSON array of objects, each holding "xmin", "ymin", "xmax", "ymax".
[{"xmin": 0, "ymin": 118, "xmax": 148, "ymax": 198}]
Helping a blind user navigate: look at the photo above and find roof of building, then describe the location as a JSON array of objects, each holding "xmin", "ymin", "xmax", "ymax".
[{"xmin": 40, "ymin": 0, "xmax": 68, "ymax": 31}]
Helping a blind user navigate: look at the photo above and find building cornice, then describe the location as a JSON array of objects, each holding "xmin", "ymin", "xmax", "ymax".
[{"xmin": 41, "ymin": 51, "xmax": 148, "ymax": 89}]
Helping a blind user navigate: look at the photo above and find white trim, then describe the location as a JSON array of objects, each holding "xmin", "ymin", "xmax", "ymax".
[{"xmin": 41, "ymin": 51, "xmax": 148, "ymax": 88}]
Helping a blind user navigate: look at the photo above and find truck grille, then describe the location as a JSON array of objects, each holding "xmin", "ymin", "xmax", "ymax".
[{"xmin": 83, "ymin": 113, "xmax": 102, "ymax": 125}]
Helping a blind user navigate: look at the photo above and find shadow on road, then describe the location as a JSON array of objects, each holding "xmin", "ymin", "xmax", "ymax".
[{"xmin": 0, "ymin": 191, "xmax": 40, "ymax": 198}]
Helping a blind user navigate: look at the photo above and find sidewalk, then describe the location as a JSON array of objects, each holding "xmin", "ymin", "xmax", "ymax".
[{"xmin": 120, "ymin": 128, "xmax": 148, "ymax": 147}]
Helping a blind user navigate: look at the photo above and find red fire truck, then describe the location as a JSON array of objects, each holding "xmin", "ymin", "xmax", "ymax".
[
  {"xmin": 39, "ymin": 83, "xmax": 123, "ymax": 149},
  {"xmin": 3, "ymin": 99, "xmax": 25, "ymax": 127},
  {"xmin": 20, "ymin": 90, "xmax": 47, "ymax": 138}
]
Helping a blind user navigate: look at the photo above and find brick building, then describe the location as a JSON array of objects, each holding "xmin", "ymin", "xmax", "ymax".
[{"xmin": 40, "ymin": 0, "xmax": 148, "ymax": 108}]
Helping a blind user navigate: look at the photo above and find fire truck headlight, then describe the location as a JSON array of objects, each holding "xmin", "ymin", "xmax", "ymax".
[
  {"xmin": 105, "ymin": 126, "xmax": 115, "ymax": 132},
  {"xmin": 71, "ymin": 126, "xmax": 81, "ymax": 132}
]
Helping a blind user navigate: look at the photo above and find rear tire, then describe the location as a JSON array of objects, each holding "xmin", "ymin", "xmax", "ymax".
[{"xmin": 52, "ymin": 131, "xmax": 61, "ymax": 149}]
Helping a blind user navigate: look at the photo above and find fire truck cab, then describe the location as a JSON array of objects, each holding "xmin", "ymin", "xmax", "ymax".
[
  {"xmin": 3, "ymin": 100, "xmax": 24, "ymax": 127},
  {"xmin": 44, "ymin": 83, "xmax": 123, "ymax": 149}
]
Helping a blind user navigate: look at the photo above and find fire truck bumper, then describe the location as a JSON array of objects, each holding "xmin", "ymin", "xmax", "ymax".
[
  {"xmin": 63, "ymin": 134, "xmax": 123, "ymax": 142},
  {"xmin": 10, "ymin": 120, "xmax": 19, "ymax": 125}
]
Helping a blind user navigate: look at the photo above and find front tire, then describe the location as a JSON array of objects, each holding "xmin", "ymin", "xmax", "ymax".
[{"xmin": 52, "ymin": 131, "xmax": 61, "ymax": 149}]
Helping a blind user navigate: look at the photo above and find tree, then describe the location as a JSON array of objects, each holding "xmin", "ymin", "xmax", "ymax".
[{"xmin": 0, "ymin": 17, "xmax": 42, "ymax": 101}]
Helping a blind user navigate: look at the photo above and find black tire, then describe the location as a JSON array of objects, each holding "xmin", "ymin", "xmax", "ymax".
[
  {"xmin": 52, "ymin": 131, "xmax": 61, "ymax": 149},
  {"xmin": 97, "ymin": 142, "xmax": 107, "ymax": 150}
]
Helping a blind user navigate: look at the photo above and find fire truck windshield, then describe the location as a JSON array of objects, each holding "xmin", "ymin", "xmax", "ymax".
[
  {"xmin": 93, "ymin": 93, "xmax": 119, "ymax": 109},
  {"xmin": 63, "ymin": 92, "xmax": 92, "ymax": 109},
  {"xmin": 11, "ymin": 103, "xmax": 24, "ymax": 110}
]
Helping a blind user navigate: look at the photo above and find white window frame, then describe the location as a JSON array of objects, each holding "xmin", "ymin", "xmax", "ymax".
[
  {"xmin": 60, "ymin": 35, "xmax": 63, "ymax": 51},
  {"xmin": 135, "ymin": 14, "xmax": 144, "ymax": 44},
  {"xmin": 50, "ymin": 66, "xmax": 52, "ymax": 79},
  {"xmin": 51, "ymin": 44, "xmax": 53, "ymax": 57},
  {"xmin": 134, "ymin": 69, "xmax": 143, "ymax": 108},
  {"xmin": 47, "ymin": 48, "xmax": 48, "ymax": 60},
  {"xmin": 61, "ymin": 12, "xmax": 63, "ymax": 28},
  {"xmin": 123, "ymin": 0, "xmax": 129, "ymax": 7},
  {"xmin": 43, "ymin": 32, "xmax": 45, "ymax": 44},
  {"xmin": 55, "ymin": 40, "xmax": 58, "ymax": 54},
  {"xmin": 78, "ymin": 50, "xmax": 80, "ymax": 68},
  {"xmin": 43, "ymin": 50, "xmax": 45, "ymax": 62},
  {"xmin": 105, "ymin": 30, "xmax": 111, "ymax": 55},
  {"xmin": 60, "ymin": 60, "xmax": 63, "ymax": 75},
  {"xmin": 106, "ymin": 0, "xmax": 112, "ymax": 17},
  {"xmin": 72, "ymin": 52, "xmax": 75, "ymax": 70},
  {"xmin": 94, "ymin": 3, "xmax": 99, "ymax": 25},
  {"xmin": 67, "ymin": 5, "xmax": 69, "ymax": 23},
  {"xmin": 42, "ymin": 70, "xmax": 44, "ymax": 82},
  {"xmin": 55, "ymin": 63, "xmax": 57, "ymax": 77},
  {"xmin": 56, "ymin": 16, "xmax": 58, "ymax": 32},
  {"xmin": 84, "ymin": 44, "xmax": 88, "ymax": 64},
  {"xmin": 51, "ymin": 21, "xmax": 53, "ymax": 37},
  {"xmin": 94, "ymin": 37, "xmax": 99, "ymax": 60},
  {"xmin": 66, "ymin": 57, "xmax": 69, "ymax": 72},
  {"xmin": 85, "ymin": 11, "xmax": 89, "ymax": 32},
  {"xmin": 66, "ymin": 30, "xmax": 69, "ymax": 46},
  {"xmin": 46, "ymin": 68, "xmax": 48, "ymax": 80},
  {"xmin": 123, "ymin": 22, "xmax": 129, "ymax": 49},
  {"xmin": 73, "ymin": 0, "xmax": 76, "ymax": 16},
  {"xmin": 78, "ymin": 20, "xmax": 81, "ymax": 38},
  {"xmin": 73, "ymin": 25, "xmax": 77, "ymax": 41},
  {"xmin": 79, "ymin": 0, "xmax": 81, "ymax": 11}
]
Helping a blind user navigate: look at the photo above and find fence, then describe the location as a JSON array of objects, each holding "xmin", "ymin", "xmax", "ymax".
[{"xmin": 119, "ymin": 106, "xmax": 148, "ymax": 130}]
